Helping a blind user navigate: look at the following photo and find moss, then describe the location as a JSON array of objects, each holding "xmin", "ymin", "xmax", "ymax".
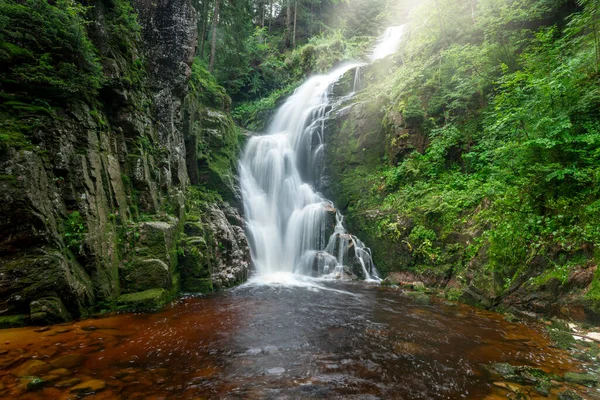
[
  {"xmin": 121, "ymin": 259, "xmax": 172, "ymax": 293},
  {"xmin": 63, "ymin": 211, "xmax": 86, "ymax": 254},
  {"xmin": 585, "ymin": 268, "xmax": 600, "ymax": 313},
  {"xmin": 0, "ymin": 0, "xmax": 103, "ymax": 100},
  {"xmin": 0, "ymin": 314, "xmax": 29, "ymax": 328},
  {"xmin": 546, "ymin": 320, "xmax": 576, "ymax": 350},
  {"xmin": 563, "ymin": 372, "xmax": 599, "ymax": 387},
  {"xmin": 182, "ymin": 278, "xmax": 214, "ymax": 294},
  {"xmin": 117, "ymin": 288, "xmax": 171, "ymax": 311},
  {"xmin": 189, "ymin": 58, "xmax": 231, "ymax": 110},
  {"xmin": 0, "ymin": 174, "xmax": 16, "ymax": 181}
]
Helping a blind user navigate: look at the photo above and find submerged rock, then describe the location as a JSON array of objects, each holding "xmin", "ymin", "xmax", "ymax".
[
  {"xmin": 563, "ymin": 372, "xmax": 599, "ymax": 387},
  {"xmin": 13, "ymin": 360, "xmax": 52, "ymax": 377},
  {"xmin": 49, "ymin": 354, "xmax": 85, "ymax": 370},
  {"xmin": 70, "ymin": 379, "xmax": 106, "ymax": 394},
  {"xmin": 485, "ymin": 363, "xmax": 551, "ymax": 384},
  {"xmin": 558, "ymin": 389, "xmax": 584, "ymax": 400}
]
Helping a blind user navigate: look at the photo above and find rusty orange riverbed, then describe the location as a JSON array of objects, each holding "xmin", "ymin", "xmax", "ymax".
[{"xmin": 0, "ymin": 282, "xmax": 595, "ymax": 399}]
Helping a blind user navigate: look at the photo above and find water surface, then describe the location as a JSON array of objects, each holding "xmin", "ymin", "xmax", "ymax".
[{"xmin": 0, "ymin": 282, "xmax": 591, "ymax": 399}]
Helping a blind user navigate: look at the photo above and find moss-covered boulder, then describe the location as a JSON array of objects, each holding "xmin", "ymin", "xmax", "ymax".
[
  {"xmin": 0, "ymin": 252, "xmax": 94, "ymax": 321},
  {"xmin": 120, "ymin": 259, "xmax": 172, "ymax": 293},
  {"xmin": 30, "ymin": 297, "xmax": 72, "ymax": 325},
  {"xmin": 117, "ymin": 288, "xmax": 170, "ymax": 311},
  {"xmin": 178, "ymin": 236, "xmax": 213, "ymax": 293},
  {"xmin": 564, "ymin": 372, "xmax": 599, "ymax": 387}
]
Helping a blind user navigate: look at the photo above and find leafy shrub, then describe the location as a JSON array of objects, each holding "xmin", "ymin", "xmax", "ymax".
[
  {"xmin": 0, "ymin": 0, "xmax": 103, "ymax": 100},
  {"xmin": 64, "ymin": 211, "xmax": 86, "ymax": 253}
]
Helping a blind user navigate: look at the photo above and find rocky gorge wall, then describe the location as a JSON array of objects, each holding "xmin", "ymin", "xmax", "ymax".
[{"xmin": 0, "ymin": 0, "xmax": 250, "ymax": 327}]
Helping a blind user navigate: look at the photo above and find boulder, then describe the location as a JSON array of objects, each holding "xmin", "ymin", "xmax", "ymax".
[
  {"xmin": 117, "ymin": 288, "xmax": 170, "ymax": 311},
  {"xmin": 30, "ymin": 297, "xmax": 72, "ymax": 325},
  {"xmin": 564, "ymin": 372, "xmax": 599, "ymax": 387},
  {"xmin": 121, "ymin": 259, "xmax": 172, "ymax": 293}
]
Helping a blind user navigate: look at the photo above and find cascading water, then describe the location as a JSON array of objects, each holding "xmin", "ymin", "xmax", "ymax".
[
  {"xmin": 240, "ymin": 27, "xmax": 407, "ymax": 283},
  {"xmin": 371, "ymin": 25, "xmax": 407, "ymax": 61}
]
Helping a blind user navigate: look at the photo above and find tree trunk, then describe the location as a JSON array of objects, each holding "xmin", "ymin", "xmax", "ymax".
[
  {"xmin": 293, "ymin": 0, "xmax": 297, "ymax": 47},
  {"xmin": 269, "ymin": 0, "xmax": 273, "ymax": 33},
  {"xmin": 209, "ymin": 0, "xmax": 220, "ymax": 72},
  {"xmin": 199, "ymin": 0, "xmax": 210, "ymax": 59},
  {"xmin": 310, "ymin": 1, "xmax": 313, "ymax": 36},
  {"xmin": 286, "ymin": 0, "xmax": 291, "ymax": 47}
]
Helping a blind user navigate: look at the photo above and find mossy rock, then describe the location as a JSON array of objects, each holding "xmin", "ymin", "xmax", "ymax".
[
  {"xmin": 30, "ymin": 297, "xmax": 72, "ymax": 325},
  {"xmin": 117, "ymin": 288, "xmax": 171, "ymax": 311},
  {"xmin": 558, "ymin": 389, "xmax": 584, "ymax": 400},
  {"xmin": 120, "ymin": 259, "xmax": 172, "ymax": 293},
  {"xmin": 178, "ymin": 237, "xmax": 212, "ymax": 286},
  {"xmin": 182, "ymin": 277, "xmax": 213, "ymax": 294},
  {"xmin": 485, "ymin": 363, "xmax": 551, "ymax": 384},
  {"xmin": 0, "ymin": 314, "xmax": 29, "ymax": 328},
  {"xmin": 563, "ymin": 372, "xmax": 599, "ymax": 387}
]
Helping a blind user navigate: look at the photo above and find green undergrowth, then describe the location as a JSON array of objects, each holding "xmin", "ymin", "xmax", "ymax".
[
  {"xmin": 329, "ymin": 0, "xmax": 600, "ymax": 302},
  {"xmin": 190, "ymin": 58, "xmax": 231, "ymax": 110},
  {"xmin": 233, "ymin": 31, "xmax": 374, "ymax": 131}
]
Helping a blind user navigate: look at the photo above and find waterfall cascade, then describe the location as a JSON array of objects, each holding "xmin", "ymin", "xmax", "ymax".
[{"xmin": 240, "ymin": 27, "xmax": 406, "ymax": 282}]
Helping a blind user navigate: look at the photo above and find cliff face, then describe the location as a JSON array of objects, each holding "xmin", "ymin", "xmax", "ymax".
[{"xmin": 0, "ymin": 0, "xmax": 249, "ymax": 327}]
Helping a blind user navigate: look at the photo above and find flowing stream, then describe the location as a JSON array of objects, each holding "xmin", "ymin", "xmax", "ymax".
[
  {"xmin": 240, "ymin": 26, "xmax": 407, "ymax": 283},
  {"xmin": 0, "ymin": 283, "xmax": 591, "ymax": 399}
]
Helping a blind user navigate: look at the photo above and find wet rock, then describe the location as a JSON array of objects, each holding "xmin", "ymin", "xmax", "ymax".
[
  {"xmin": 30, "ymin": 297, "xmax": 72, "ymax": 325},
  {"xmin": 178, "ymin": 236, "xmax": 212, "ymax": 293},
  {"xmin": 0, "ymin": 252, "xmax": 94, "ymax": 325},
  {"xmin": 41, "ymin": 374, "xmax": 61, "ymax": 383},
  {"xmin": 121, "ymin": 259, "xmax": 172, "ymax": 293},
  {"xmin": 558, "ymin": 389, "xmax": 584, "ymax": 400},
  {"xmin": 55, "ymin": 377, "xmax": 81, "ymax": 388},
  {"xmin": 267, "ymin": 367, "xmax": 285, "ymax": 375},
  {"xmin": 204, "ymin": 204, "xmax": 250, "ymax": 290},
  {"xmin": 534, "ymin": 380, "xmax": 552, "ymax": 396},
  {"xmin": 70, "ymin": 379, "xmax": 106, "ymax": 394},
  {"xmin": 13, "ymin": 360, "xmax": 52, "ymax": 377},
  {"xmin": 0, "ymin": 315, "xmax": 28, "ymax": 328},
  {"xmin": 19, "ymin": 376, "xmax": 45, "ymax": 391},
  {"xmin": 485, "ymin": 363, "xmax": 550, "ymax": 384},
  {"xmin": 117, "ymin": 288, "xmax": 170, "ymax": 311},
  {"xmin": 492, "ymin": 381, "xmax": 521, "ymax": 393},
  {"xmin": 404, "ymin": 291, "xmax": 430, "ymax": 305},
  {"xmin": 563, "ymin": 372, "xmax": 599, "ymax": 387},
  {"xmin": 49, "ymin": 354, "xmax": 85, "ymax": 369}
]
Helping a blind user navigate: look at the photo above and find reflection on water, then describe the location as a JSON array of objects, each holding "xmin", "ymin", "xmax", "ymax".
[{"xmin": 0, "ymin": 282, "xmax": 593, "ymax": 399}]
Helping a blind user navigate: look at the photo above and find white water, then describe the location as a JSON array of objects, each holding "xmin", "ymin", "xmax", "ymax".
[
  {"xmin": 240, "ymin": 27, "xmax": 406, "ymax": 285},
  {"xmin": 371, "ymin": 25, "xmax": 407, "ymax": 61}
]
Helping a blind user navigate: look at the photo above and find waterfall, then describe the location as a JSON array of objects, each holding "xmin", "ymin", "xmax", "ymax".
[
  {"xmin": 371, "ymin": 25, "xmax": 407, "ymax": 61},
  {"xmin": 240, "ymin": 27, "xmax": 406, "ymax": 283}
]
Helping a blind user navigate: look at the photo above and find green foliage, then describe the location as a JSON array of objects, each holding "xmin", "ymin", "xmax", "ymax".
[
  {"xmin": 64, "ymin": 211, "xmax": 87, "ymax": 253},
  {"xmin": 232, "ymin": 81, "xmax": 299, "ymax": 130},
  {"xmin": 0, "ymin": 0, "xmax": 103, "ymax": 100},
  {"xmin": 331, "ymin": 0, "xmax": 600, "ymax": 295},
  {"xmin": 408, "ymin": 225, "xmax": 440, "ymax": 265},
  {"xmin": 189, "ymin": 58, "xmax": 231, "ymax": 109},
  {"xmin": 108, "ymin": 0, "xmax": 141, "ymax": 53}
]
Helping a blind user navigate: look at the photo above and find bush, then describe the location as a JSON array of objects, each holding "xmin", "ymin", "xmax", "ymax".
[{"xmin": 0, "ymin": 0, "xmax": 103, "ymax": 100}]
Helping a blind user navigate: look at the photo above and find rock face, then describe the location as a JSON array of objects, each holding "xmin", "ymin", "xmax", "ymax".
[{"xmin": 0, "ymin": 0, "xmax": 250, "ymax": 326}]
